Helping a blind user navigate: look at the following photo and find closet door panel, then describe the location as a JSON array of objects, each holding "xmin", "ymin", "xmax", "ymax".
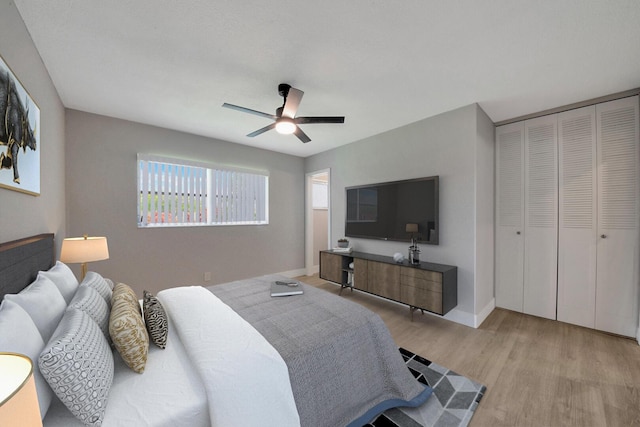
[
  {"xmin": 557, "ymin": 106, "xmax": 597, "ymax": 328},
  {"xmin": 495, "ymin": 122, "xmax": 525, "ymax": 312},
  {"xmin": 595, "ymin": 96, "xmax": 639, "ymax": 337},
  {"xmin": 523, "ymin": 115, "xmax": 558, "ymax": 320}
]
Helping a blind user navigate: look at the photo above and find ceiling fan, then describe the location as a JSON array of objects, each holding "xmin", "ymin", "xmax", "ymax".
[{"xmin": 222, "ymin": 83, "xmax": 345, "ymax": 143}]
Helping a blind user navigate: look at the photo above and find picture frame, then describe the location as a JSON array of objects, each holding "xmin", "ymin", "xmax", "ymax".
[{"xmin": 0, "ymin": 55, "xmax": 40, "ymax": 196}]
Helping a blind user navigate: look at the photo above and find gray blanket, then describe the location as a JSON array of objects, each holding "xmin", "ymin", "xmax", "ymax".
[{"xmin": 207, "ymin": 275, "xmax": 430, "ymax": 427}]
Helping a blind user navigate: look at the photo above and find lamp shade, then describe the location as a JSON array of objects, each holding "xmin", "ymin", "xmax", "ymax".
[
  {"xmin": 405, "ymin": 223, "xmax": 418, "ymax": 233},
  {"xmin": 0, "ymin": 353, "xmax": 42, "ymax": 427},
  {"xmin": 60, "ymin": 236, "xmax": 109, "ymax": 263}
]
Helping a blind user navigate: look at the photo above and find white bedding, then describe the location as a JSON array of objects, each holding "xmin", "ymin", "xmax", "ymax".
[
  {"xmin": 43, "ymin": 309, "xmax": 210, "ymax": 427},
  {"xmin": 44, "ymin": 285, "xmax": 300, "ymax": 427},
  {"xmin": 158, "ymin": 286, "xmax": 300, "ymax": 426}
]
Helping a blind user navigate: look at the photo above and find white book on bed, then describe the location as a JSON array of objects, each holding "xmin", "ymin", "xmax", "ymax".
[{"xmin": 270, "ymin": 281, "xmax": 303, "ymax": 297}]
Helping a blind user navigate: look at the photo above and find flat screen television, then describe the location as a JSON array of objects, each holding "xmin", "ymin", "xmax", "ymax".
[{"xmin": 345, "ymin": 176, "xmax": 439, "ymax": 244}]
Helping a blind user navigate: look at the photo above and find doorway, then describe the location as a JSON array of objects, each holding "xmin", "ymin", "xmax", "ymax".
[{"xmin": 305, "ymin": 169, "xmax": 330, "ymax": 276}]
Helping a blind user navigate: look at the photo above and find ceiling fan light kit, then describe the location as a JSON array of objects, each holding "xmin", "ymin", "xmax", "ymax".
[
  {"xmin": 275, "ymin": 117, "xmax": 296, "ymax": 134},
  {"xmin": 222, "ymin": 83, "xmax": 345, "ymax": 143}
]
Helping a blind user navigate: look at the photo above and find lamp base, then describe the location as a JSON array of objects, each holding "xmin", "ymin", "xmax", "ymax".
[{"xmin": 80, "ymin": 263, "xmax": 88, "ymax": 281}]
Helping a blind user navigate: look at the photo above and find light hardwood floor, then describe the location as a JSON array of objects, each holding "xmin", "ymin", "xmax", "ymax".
[{"xmin": 296, "ymin": 274, "xmax": 640, "ymax": 427}]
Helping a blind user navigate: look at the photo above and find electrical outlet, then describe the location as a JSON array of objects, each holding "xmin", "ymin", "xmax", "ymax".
[{"xmin": 204, "ymin": 272, "xmax": 212, "ymax": 282}]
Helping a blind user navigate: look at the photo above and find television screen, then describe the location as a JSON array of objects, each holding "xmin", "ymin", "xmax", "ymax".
[{"xmin": 345, "ymin": 176, "xmax": 439, "ymax": 244}]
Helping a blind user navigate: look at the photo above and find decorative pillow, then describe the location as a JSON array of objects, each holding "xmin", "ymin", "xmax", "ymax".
[
  {"xmin": 0, "ymin": 299, "xmax": 53, "ymax": 419},
  {"xmin": 112, "ymin": 283, "xmax": 141, "ymax": 315},
  {"xmin": 143, "ymin": 291, "xmax": 168, "ymax": 349},
  {"xmin": 40, "ymin": 261, "xmax": 79, "ymax": 304},
  {"xmin": 110, "ymin": 288, "xmax": 148, "ymax": 373},
  {"xmin": 104, "ymin": 277, "xmax": 115, "ymax": 290},
  {"xmin": 69, "ymin": 285, "xmax": 110, "ymax": 340},
  {"xmin": 80, "ymin": 271, "xmax": 112, "ymax": 307},
  {"xmin": 39, "ymin": 309, "xmax": 113, "ymax": 426},
  {"xmin": 5, "ymin": 274, "xmax": 67, "ymax": 342}
]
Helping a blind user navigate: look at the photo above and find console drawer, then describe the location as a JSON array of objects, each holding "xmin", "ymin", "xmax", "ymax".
[
  {"xmin": 400, "ymin": 268, "xmax": 442, "ymax": 283},
  {"xmin": 400, "ymin": 273, "xmax": 442, "ymax": 293},
  {"xmin": 400, "ymin": 285, "xmax": 443, "ymax": 314}
]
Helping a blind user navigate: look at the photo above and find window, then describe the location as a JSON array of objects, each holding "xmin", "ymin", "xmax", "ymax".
[
  {"xmin": 137, "ymin": 154, "xmax": 268, "ymax": 227},
  {"xmin": 312, "ymin": 179, "xmax": 328, "ymax": 209}
]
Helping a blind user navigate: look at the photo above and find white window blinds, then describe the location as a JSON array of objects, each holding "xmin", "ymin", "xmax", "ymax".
[{"xmin": 138, "ymin": 154, "xmax": 268, "ymax": 227}]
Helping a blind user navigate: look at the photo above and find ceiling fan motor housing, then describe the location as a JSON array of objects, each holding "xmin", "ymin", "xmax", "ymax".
[{"xmin": 278, "ymin": 83, "xmax": 291, "ymax": 98}]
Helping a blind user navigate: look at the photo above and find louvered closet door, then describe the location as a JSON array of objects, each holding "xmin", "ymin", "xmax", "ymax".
[
  {"xmin": 557, "ymin": 106, "xmax": 597, "ymax": 328},
  {"xmin": 523, "ymin": 115, "xmax": 558, "ymax": 320},
  {"xmin": 495, "ymin": 122, "xmax": 525, "ymax": 312},
  {"xmin": 595, "ymin": 96, "xmax": 639, "ymax": 337}
]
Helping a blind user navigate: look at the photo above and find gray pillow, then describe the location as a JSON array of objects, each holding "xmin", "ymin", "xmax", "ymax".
[
  {"xmin": 80, "ymin": 271, "xmax": 112, "ymax": 308},
  {"xmin": 39, "ymin": 309, "xmax": 114, "ymax": 426},
  {"xmin": 69, "ymin": 285, "xmax": 110, "ymax": 340},
  {"xmin": 0, "ymin": 299, "xmax": 53, "ymax": 419},
  {"xmin": 5, "ymin": 274, "xmax": 67, "ymax": 342},
  {"xmin": 40, "ymin": 261, "xmax": 79, "ymax": 304},
  {"xmin": 143, "ymin": 290, "xmax": 168, "ymax": 349}
]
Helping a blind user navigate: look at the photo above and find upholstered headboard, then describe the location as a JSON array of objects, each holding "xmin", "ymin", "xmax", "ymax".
[{"xmin": 0, "ymin": 233, "xmax": 54, "ymax": 300}]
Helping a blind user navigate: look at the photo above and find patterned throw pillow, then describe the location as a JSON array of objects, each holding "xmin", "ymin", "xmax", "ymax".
[
  {"xmin": 143, "ymin": 291, "xmax": 168, "ymax": 349},
  {"xmin": 69, "ymin": 286, "xmax": 110, "ymax": 340},
  {"xmin": 110, "ymin": 285, "xmax": 148, "ymax": 373},
  {"xmin": 39, "ymin": 309, "xmax": 113, "ymax": 426},
  {"xmin": 111, "ymin": 283, "xmax": 141, "ymax": 315},
  {"xmin": 80, "ymin": 272, "xmax": 112, "ymax": 307}
]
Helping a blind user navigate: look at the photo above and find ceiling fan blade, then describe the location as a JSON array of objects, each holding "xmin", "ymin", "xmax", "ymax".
[
  {"xmin": 282, "ymin": 87, "xmax": 304, "ymax": 118},
  {"xmin": 294, "ymin": 126, "xmax": 311, "ymax": 143},
  {"xmin": 247, "ymin": 123, "xmax": 276, "ymax": 137},
  {"xmin": 295, "ymin": 116, "xmax": 345, "ymax": 124},
  {"xmin": 222, "ymin": 103, "xmax": 277, "ymax": 120}
]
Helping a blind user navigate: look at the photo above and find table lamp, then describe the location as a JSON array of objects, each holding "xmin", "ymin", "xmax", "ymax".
[
  {"xmin": 60, "ymin": 235, "xmax": 110, "ymax": 280},
  {"xmin": 0, "ymin": 352, "xmax": 42, "ymax": 427}
]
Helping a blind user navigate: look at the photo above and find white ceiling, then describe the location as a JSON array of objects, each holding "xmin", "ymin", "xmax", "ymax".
[{"xmin": 14, "ymin": 1, "xmax": 640, "ymax": 158}]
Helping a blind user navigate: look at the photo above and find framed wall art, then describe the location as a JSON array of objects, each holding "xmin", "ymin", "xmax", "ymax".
[{"xmin": 0, "ymin": 55, "xmax": 40, "ymax": 195}]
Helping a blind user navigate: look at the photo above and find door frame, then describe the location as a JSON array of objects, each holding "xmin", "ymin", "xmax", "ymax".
[{"xmin": 305, "ymin": 168, "xmax": 331, "ymax": 276}]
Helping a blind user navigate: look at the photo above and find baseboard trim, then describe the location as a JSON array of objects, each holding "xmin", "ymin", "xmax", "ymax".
[
  {"xmin": 474, "ymin": 298, "xmax": 496, "ymax": 328},
  {"xmin": 279, "ymin": 268, "xmax": 307, "ymax": 278}
]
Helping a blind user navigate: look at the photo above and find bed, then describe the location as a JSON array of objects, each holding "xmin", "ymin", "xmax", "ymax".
[{"xmin": 0, "ymin": 234, "xmax": 432, "ymax": 426}]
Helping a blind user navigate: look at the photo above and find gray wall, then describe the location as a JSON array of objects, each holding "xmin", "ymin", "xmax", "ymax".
[
  {"xmin": 65, "ymin": 110, "xmax": 305, "ymax": 296},
  {"xmin": 305, "ymin": 104, "xmax": 495, "ymax": 326},
  {"xmin": 0, "ymin": 1, "xmax": 66, "ymax": 253}
]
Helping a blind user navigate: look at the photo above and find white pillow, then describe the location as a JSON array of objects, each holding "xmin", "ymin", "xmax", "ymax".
[
  {"xmin": 80, "ymin": 271, "xmax": 112, "ymax": 307},
  {"xmin": 39, "ymin": 261, "xmax": 79, "ymax": 304},
  {"xmin": 39, "ymin": 309, "xmax": 114, "ymax": 426},
  {"xmin": 4, "ymin": 275, "xmax": 67, "ymax": 342},
  {"xmin": 0, "ymin": 299, "xmax": 53, "ymax": 419}
]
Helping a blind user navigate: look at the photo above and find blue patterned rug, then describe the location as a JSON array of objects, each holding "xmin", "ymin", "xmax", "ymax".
[{"xmin": 369, "ymin": 348, "xmax": 486, "ymax": 427}]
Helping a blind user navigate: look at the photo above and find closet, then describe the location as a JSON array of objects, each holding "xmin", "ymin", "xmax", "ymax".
[
  {"xmin": 496, "ymin": 95, "xmax": 639, "ymax": 336},
  {"xmin": 495, "ymin": 115, "xmax": 558, "ymax": 320}
]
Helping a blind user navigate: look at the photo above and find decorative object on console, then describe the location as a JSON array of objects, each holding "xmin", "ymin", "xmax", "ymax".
[
  {"xmin": 406, "ymin": 223, "xmax": 420, "ymax": 265},
  {"xmin": 0, "ymin": 352, "xmax": 42, "ymax": 427},
  {"xmin": 60, "ymin": 235, "xmax": 109, "ymax": 280},
  {"xmin": 393, "ymin": 252, "xmax": 405, "ymax": 263},
  {"xmin": 337, "ymin": 238, "xmax": 349, "ymax": 248}
]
